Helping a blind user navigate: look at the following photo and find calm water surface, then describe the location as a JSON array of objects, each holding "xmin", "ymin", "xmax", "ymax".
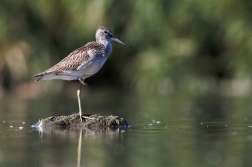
[{"xmin": 1, "ymin": 90, "xmax": 252, "ymax": 167}]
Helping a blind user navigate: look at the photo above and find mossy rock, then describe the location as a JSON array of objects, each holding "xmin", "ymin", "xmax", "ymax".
[{"xmin": 32, "ymin": 113, "xmax": 129, "ymax": 129}]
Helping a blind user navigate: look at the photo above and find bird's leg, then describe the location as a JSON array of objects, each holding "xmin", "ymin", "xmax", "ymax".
[
  {"xmin": 77, "ymin": 83, "xmax": 83, "ymax": 122},
  {"xmin": 77, "ymin": 79, "xmax": 94, "ymax": 121}
]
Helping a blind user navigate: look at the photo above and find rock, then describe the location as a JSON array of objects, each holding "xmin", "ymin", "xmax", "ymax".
[{"xmin": 32, "ymin": 113, "xmax": 130, "ymax": 129}]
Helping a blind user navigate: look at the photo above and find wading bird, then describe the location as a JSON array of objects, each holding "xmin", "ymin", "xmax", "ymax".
[{"xmin": 33, "ymin": 26, "xmax": 131, "ymax": 121}]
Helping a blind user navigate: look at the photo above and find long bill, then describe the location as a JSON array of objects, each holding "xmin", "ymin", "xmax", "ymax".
[{"xmin": 111, "ymin": 37, "xmax": 132, "ymax": 48}]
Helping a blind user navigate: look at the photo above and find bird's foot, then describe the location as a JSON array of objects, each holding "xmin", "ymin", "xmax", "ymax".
[
  {"xmin": 80, "ymin": 115, "xmax": 83, "ymax": 122},
  {"xmin": 82, "ymin": 116, "xmax": 94, "ymax": 120}
]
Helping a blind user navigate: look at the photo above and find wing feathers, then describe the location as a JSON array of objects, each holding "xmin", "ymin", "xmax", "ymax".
[{"xmin": 33, "ymin": 42, "xmax": 105, "ymax": 81}]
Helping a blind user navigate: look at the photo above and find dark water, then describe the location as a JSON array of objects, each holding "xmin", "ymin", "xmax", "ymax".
[{"xmin": 1, "ymin": 90, "xmax": 252, "ymax": 167}]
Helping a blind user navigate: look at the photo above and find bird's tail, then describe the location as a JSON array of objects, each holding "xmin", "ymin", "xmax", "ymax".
[
  {"xmin": 33, "ymin": 72, "xmax": 77, "ymax": 81},
  {"xmin": 33, "ymin": 73, "xmax": 57, "ymax": 82}
]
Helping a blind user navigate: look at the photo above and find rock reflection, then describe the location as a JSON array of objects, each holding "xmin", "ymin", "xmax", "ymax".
[
  {"xmin": 32, "ymin": 126, "xmax": 128, "ymax": 140},
  {"xmin": 32, "ymin": 126, "xmax": 128, "ymax": 167}
]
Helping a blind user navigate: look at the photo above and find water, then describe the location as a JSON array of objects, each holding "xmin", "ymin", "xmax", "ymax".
[{"xmin": 1, "ymin": 90, "xmax": 252, "ymax": 167}]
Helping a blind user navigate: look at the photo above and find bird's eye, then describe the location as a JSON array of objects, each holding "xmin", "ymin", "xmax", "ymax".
[{"xmin": 104, "ymin": 31, "xmax": 108, "ymax": 34}]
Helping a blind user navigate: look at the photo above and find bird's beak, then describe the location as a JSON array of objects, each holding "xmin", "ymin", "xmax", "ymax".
[{"xmin": 111, "ymin": 36, "xmax": 132, "ymax": 48}]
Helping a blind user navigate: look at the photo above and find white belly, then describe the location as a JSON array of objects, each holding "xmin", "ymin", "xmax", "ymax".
[{"xmin": 77, "ymin": 57, "xmax": 107, "ymax": 79}]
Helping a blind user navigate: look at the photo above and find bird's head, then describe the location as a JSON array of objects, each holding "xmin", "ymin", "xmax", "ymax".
[{"xmin": 96, "ymin": 26, "xmax": 131, "ymax": 48}]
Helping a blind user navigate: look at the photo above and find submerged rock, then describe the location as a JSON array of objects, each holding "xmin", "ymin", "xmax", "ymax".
[{"xmin": 32, "ymin": 113, "xmax": 129, "ymax": 129}]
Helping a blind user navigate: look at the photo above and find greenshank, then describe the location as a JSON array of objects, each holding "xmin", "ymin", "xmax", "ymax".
[{"xmin": 33, "ymin": 26, "xmax": 131, "ymax": 121}]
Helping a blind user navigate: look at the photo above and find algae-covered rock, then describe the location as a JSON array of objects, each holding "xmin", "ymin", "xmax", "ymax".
[{"xmin": 32, "ymin": 113, "xmax": 129, "ymax": 129}]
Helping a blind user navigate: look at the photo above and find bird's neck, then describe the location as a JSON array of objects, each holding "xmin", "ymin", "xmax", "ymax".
[{"xmin": 96, "ymin": 38, "xmax": 112, "ymax": 56}]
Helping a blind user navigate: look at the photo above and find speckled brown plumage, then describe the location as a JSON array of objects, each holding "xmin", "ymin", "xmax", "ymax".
[{"xmin": 33, "ymin": 42, "xmax": 105, "ymax": 77}]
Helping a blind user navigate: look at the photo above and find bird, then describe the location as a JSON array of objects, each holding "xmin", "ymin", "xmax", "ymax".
[{"xmin": 33, "ymin": 26, "xmax": 131, "ymax": 122}]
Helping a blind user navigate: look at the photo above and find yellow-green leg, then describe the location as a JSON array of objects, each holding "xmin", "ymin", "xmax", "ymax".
[
  {"xmin": 77, "ymin": 83, "xmax": 83, "ymax": 122},
  {"xmin": 77, "ymin": 79, "xmax": 94, "ymax": 121}
]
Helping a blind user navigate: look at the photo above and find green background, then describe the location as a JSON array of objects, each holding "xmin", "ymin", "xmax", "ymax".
[{"xmin": 1, "ymin": 0, "xmax": 251, "ymax": 97}]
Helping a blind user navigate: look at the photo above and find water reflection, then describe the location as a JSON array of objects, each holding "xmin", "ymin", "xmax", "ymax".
[
  {"xmin": 77, "ymin": 130, "xmax": 82, "ymax": 167},
  {"xmin": 32, "ymin": 126, "xmax": 128, "ymax": 167},
  {"xmin": 1, "ymin": 91, "xmax": 252, "ymax": 167},
  {"xmin": 193, "ymin": 93, "xmax": 230, "ymax": 121},
  {"xmin": 32, "ymin": 126, "xmax": 127, "ymax": 140}
]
